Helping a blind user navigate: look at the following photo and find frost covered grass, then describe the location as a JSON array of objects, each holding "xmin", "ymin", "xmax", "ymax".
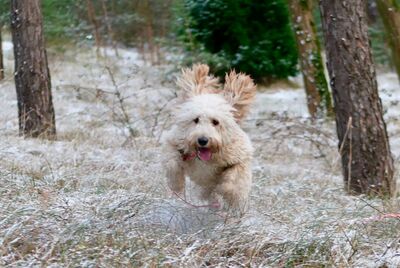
[{"xmin": 1, "ymin": 43, "xmax": 400, "ymax": 267}]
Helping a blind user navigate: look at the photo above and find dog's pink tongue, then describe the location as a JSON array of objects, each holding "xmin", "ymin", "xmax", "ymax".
[{"xmin": 198, "ymin": 148, "xmax": 212, "ymax": 161}]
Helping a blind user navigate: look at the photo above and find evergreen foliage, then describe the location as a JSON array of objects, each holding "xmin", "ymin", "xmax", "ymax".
[
  {"xmin": 42, "ymin": 0, "xmax": 81, "ymax": 43},
  {"xmin": 0, "ymin": 0, "xmax": 174, "ymax": 47},
  {"xmin": 0, "ymin": 0, "xmax": 395, "ymax": 74},
  {"xmin": 0, "ymin": 0, "xmax": 9, "ymax": 26},
  {"xmin": 0, "ymin": 0, "xmax": 81, "ymax": 44},
  {"xmin": 181, "ymin": 0, "xmax": 299, "ymax": 80}
]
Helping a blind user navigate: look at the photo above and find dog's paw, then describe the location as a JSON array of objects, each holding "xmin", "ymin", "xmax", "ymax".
[{"xmin": 209, "ymin": 200, "xmax": 222, "ymax": 210}]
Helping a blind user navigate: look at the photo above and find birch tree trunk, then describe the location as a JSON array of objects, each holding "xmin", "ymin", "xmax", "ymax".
[
  {"xmin": 11, "ymin": 0, "xmax": 56, "ymax": 139},
  {"xmin": 376, "ymin": 0, "xmax": 400, "ymax": 82},
  {"xmin": 287, "ymin": 0, "xmax": 332, "ymax": 118},
  {"xmin": 319, "ymin": 0, "xmax": 395, "ymax": 196}
]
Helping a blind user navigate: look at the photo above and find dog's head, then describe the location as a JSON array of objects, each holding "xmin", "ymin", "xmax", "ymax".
[{"xmin": 174, "ymin": 64, "xmax": 256, "ymax": 161}]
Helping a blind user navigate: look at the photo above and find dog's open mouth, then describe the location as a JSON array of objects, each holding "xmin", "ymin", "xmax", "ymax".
[{"xmin": 197, "ymin": 148, "xmax": 212, "ymax": 161}]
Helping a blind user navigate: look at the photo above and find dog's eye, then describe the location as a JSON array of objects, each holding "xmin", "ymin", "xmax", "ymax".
[
  {"xmin": 193, "ymin": 117, "xmax": 199, "ymax": 124},
  {"xmin": 212, "ymin": 119, "xmax": 219, "ymax": 126}
]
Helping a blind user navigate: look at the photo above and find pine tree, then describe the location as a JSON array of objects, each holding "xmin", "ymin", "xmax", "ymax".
[
  {"xmin": 287, "ymin": 0, "xmax": 332, "ymax": 118},
  {"xmin": 184, "ymin": 0, "xmax": 298, "ymax": 81},
  {"xmin": 11, "ymin": 0, "xmax": 56, "ymax": 139},
  {"xmin": 319, "ymin": 0, "xmax": 395, "ymax": 196}
]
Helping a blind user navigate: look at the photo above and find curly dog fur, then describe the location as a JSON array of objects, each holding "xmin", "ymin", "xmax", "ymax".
[{"xmin": 164, "ymin": 64, "xmax": 256, "ymax": 209}]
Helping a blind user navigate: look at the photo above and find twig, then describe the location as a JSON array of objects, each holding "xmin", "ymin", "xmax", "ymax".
[
  {"xmin": 347, "ymin": 117, "xmax": 353, "ymax": 193},
  {"xmin": 105, "ymin": 66, "xmax": 139, "ymax": 139},
  {"xmin": 151, "ymin": 94, "xmax": 177, "ymax": 137},
  {"xmin": 170, "ymin": 190, "xmax": 216, "ymax": 209}
]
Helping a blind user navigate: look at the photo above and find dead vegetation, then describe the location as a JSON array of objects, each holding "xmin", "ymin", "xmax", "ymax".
[{"xmin": 0, "ymin": 45, "xmax": 400, "ymax": 267}]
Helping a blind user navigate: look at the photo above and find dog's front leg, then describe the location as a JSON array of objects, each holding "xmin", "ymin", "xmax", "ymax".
[
  {"xmin": 216, "ymin": 163, "xmax": 252, "ymax": 209},
  {"xmin": 165, "ymin": 152, "xmax": 186, "ymax": 195}
]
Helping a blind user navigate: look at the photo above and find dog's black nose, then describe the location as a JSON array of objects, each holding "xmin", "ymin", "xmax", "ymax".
[{"xmin": 197, "ymin": 136, "xmax": 209, "ymax": 146}]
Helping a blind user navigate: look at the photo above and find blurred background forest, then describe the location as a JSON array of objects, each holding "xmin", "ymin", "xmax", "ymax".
[
  {"xmin": 0, "ymin": 0, "xmax": 395, "ymax": 81},
  {"xmin": 2, "ymin": 1, "xmax": 400, "ymax": 267}
]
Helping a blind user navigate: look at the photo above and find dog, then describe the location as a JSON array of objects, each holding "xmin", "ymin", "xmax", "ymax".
[{"xmin": 163, "ymin": 64, "xmax": 256, "ymax": 210}]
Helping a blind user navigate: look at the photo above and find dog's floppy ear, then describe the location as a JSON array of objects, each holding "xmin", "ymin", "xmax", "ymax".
[
  {"xmin": 223, "ymin": 70, "xmax": 256, "ymax": 121},
  {"xmin": 176, "ymin": 64, "xmax": 220, "ymax": 98}
]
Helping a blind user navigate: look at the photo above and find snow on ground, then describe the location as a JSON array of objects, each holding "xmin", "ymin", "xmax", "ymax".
[{"xmin": 1, "ymin": 41, "xmax": 400, "ymax": 267}]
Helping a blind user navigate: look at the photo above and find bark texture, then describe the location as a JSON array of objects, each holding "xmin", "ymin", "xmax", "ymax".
[
  {"xmin": 11, "ymin": 0, "xmax": 56, "ymax": 139},
  {"xmin": 376, "ymin": 0, "xmax": 400, "ymax": 82},
  {"xmin": 288, "ymin": 0, "xmax": 332, "ymax": 118},
  {"xmin": 319, "ymin": 0, "xmax": 395, "ymax": 196}
]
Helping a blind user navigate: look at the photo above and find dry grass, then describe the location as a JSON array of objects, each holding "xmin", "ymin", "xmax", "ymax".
[{"xmin": 1, "ymin": 44, "xmax": 400, "ymax": 267}]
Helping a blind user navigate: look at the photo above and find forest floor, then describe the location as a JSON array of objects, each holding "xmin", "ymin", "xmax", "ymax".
[{"xmin": 1, "ymin": 43, "xmax": 400, "ymax": 267}]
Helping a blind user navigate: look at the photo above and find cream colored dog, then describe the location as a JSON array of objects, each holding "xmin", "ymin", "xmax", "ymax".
[{"xmin": 164, "ymin": 64, "xmax": 256, "ymax": 210}]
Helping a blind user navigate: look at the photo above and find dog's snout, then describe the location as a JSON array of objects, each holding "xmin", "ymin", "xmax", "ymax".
[{"xmin": 197, "ymin": 136, "xmax": 209, "ymax": 146}]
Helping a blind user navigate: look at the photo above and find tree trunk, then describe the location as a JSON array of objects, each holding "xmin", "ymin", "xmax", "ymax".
[
  {"xmin": 11, "ymin": 0, "xmax": 56, "ymax": 139},
  {"xmin": 376, "ymin": 0, "xmax": 400, "ymax": 82},
  {"xmin": 367, "ymin": 0, "xmax": 379, "ymax": 24},
  {"xmin": 287, "ymin": 0, "xmax": 332, "ymax": 119},
  {"xmin": 319, "ymin": 0, "xmax": 395, "ymax": 196},
  {"xmin": 101, "ymin": 0, "xmax": 119, "ymax": 57},
  {"xmin": 0, "ymin": 26, "xmax": 4, "ymax": 81},
  {"xmin": 86, "ymin": 0, "xmax": 102, "ymax": 56},
  {"xmin": 144, "ymin": 1, "xmax": 156, "ymax": 65},
  {"xmin": 137, "ymin": 0, "xmax": 157, "ymax": 65}
]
